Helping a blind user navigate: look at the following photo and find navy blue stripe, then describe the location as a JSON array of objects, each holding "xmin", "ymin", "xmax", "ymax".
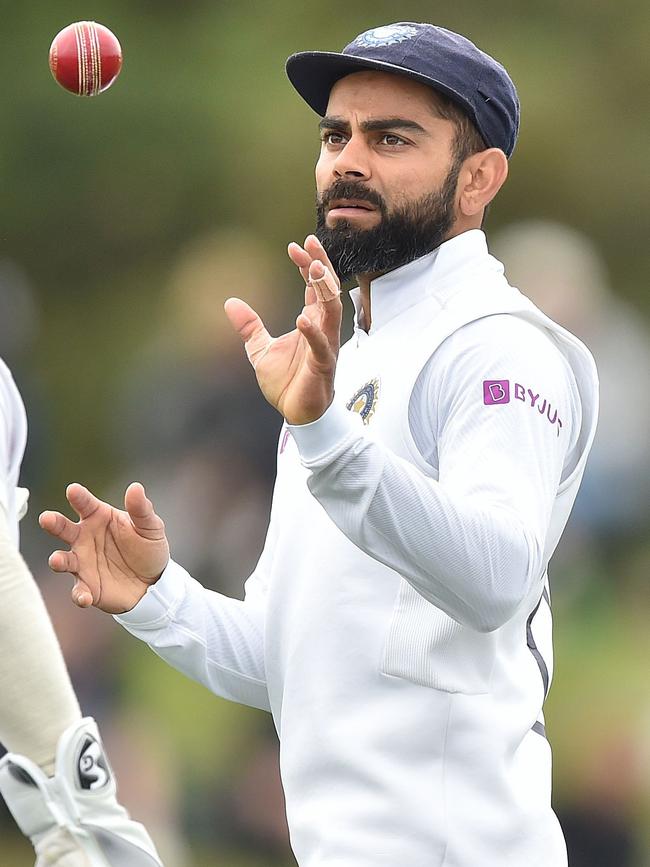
[
  {"xmin": 531, "ymin": 721, "xmax": 547, "ymax": 738},
  {"xmin": 526, "ymin": 594, "xmax": 550, "ymax": 697}
]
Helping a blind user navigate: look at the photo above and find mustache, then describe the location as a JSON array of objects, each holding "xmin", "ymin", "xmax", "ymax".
[
  {"xmin": 314, "ymin": 160, "xmax": 461, "ymax": 281},
  {"xmin": 318, "ymin": 180, "xmax": 387, "ymax": 214}
]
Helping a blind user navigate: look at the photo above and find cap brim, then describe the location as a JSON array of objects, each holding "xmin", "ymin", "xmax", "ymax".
[{"xmin": 286, "ymin": 50, "xmax": 476, "ymax": 123}]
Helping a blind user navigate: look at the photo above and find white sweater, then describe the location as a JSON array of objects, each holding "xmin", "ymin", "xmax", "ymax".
[{"xmin": 117, "ymin": 230, "xmax": 598, "ymax": 866}]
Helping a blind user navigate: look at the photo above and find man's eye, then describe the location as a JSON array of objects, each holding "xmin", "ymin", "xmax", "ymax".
[
  {"xmin": 380, "ymin": 134, "xmax": 407, "ymax": 146},
  {"xmin": 322, "ymin": 132, "xmax": 347, "ymax": 145}
]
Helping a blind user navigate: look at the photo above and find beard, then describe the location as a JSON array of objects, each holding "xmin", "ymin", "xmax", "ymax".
[{"xmin": 315, "ymin": 161, "xmax": 461, "ymax": 282}]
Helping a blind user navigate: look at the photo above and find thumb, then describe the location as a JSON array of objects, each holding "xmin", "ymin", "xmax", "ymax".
[
  {"xmin": 224, "ymin": 298, "xmax": 274, "ymax": 369},
  {"xmin": 124, "ymin": 483, "xmax": 165, "ymax": 540}
]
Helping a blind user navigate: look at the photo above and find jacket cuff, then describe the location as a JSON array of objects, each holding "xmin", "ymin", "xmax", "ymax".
[
  {"xmin": 113, "ymin": 559, "xmax": 188, "ymax": 629},
  {"xmin": 288, "ymin": 399, "xmax": 364, "ymax": 467}
]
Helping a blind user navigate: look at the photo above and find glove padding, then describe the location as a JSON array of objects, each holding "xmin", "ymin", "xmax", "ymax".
[{"xmin": 0, "ymin": 717, "xmax": 163, "ymax": 866}]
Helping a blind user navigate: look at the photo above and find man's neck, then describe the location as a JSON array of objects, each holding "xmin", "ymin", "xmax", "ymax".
[
  {"xmin": 355, "ymin": 272, "xmax": 379, "ymax": 332},
  {"xmin": 353, "ymin": 226, "xmax": 476, "ymax": 331}
]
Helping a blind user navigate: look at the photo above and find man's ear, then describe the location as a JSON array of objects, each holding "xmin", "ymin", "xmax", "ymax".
[{"xmin": 458, "ymin": 148, "xmax": 509, "ymax": 217}]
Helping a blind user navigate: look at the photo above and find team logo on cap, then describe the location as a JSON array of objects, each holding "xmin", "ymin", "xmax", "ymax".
[
  {"xmin": 347, "ymin": 378, "xmax": 380, "ymax": 424},
  {"xmin": 352, "ymin": 25, "xmax": 419, "ymax": 48}
]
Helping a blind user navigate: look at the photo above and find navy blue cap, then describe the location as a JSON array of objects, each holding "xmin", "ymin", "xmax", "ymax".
[{"xmin": 286, "ymin": 23, "xmax": 520, "ymax": 157}]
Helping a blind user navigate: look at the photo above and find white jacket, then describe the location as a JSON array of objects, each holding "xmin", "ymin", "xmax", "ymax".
[{"xmin": 117, "ymin": 230, "xmax": 598, "ymax": 866}]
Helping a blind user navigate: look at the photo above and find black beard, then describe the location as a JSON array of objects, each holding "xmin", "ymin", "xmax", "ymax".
[{"xmin": 315, "ymin": 162, "xmax": 461, "ymax": 281}]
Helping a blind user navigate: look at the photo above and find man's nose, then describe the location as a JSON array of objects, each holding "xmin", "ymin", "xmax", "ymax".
[{"xmin": 332, "ymin": 137, "xmax": 371, "ymax": 180}]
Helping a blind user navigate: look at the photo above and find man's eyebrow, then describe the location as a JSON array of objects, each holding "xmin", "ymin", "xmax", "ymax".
[
  {"xmin": 361, "ymin": 118, "xmax": 428, "ymax": 134},
  {"xmin": 319, "ymin": 116, "xmax": 350, "ymax": 132},
  {"xmin": 319, "ymin": 116, "xmax": 428, "ymax": 135}
]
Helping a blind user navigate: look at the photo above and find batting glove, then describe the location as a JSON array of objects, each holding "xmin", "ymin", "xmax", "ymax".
[{"xmin": 0, "ymin": 717, "xmax": 163, "ymax": 866}]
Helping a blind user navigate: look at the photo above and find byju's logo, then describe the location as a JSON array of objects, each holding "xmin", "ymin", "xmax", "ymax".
[
  {"xmin": 482, "ymin": 378, "xmax": 564, "ymax": 436},
  {"xmin": 483, "ymin": 380, "xmax": 510, "ymax": 404}
]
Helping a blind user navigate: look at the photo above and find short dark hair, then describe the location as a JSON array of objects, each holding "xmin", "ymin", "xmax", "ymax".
[
  {"xmin": 429, "ymin": 89, "xmax": 492, "ymax": 226},
  {"xmin": 429, "ymin": 90, "xmax": 487, "ymax": 163}
]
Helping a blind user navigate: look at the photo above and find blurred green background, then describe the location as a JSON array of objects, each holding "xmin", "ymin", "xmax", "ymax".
[{"xmin": 1, "ymin": 1, "xmax": 648, "ymax": 864}]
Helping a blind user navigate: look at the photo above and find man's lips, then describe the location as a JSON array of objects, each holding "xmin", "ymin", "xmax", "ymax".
[{"xmin": 326, "ymin": 199, "xmax": 378, "ymax": 218}]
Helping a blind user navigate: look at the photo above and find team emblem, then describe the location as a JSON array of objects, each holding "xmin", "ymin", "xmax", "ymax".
[
  {"xmin": 347, "ymin": 378, "xmax": 380, "ymax": 424},
  {"xmin": 351, "ymin": 25, "xmax": 419, "ymax": 48}
]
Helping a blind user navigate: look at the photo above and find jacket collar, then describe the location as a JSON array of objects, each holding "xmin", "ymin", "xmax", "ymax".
[{"xmin": 348, "ymin": 229, "xmax": 503, "ymax": 334}]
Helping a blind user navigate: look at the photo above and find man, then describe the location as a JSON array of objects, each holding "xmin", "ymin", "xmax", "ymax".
[
  {"xmin": 40, "ymin": 23, "xmax": 599, "ymax": 866},
  {"xmin": 0, "ymin": 356, "xmax": 163, "ymax": 865}
]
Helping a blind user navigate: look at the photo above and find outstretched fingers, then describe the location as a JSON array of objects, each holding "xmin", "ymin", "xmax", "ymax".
[
  {"xmin": 309, "ymin": 260, "xmax": 340, "ymax": 303},
  {"xmin": 296, "ymin": 313, "xmax": 334, "ymax": 367},
  {"xmin": 48, "ymin": 549, "xmax": 79, "ymax": 575},
  {"xmin": 39, "ymin": 510, "xmax": 79, "ymax": 545},
  {"xmin": 71, "ymin": 580, "xmax": 94, "ymax": 608},
  {"xmin": 288, "ymin": 242, "xmax": 317, "ymax": 306},
  {"xmin": 304, "ymin": 234, "xmax": 339, "ymax": 288},
  {"xmin": 65, "ymin": 483, "xmax": 102, "ymax": 520},
  {"xmin": 286, "ymin": 246, "xmax": 342, "ymax": 356},
  {"xmin": 40, "ymin": 500, "xmax": 90, "ymax": 602},
  {"xmin": 288, "ymin": 235, "xmax": 339, "ymax": 286},
  {"xmin": 224, "ymin": 298, "xmax": 274, "ymax": 369},
  {"xmin": 47, "ymin": 551, "xmax": 94, "ymax": 607},
  {"xmin": 308, "ymin": 260, "xmax": 342, "ymax": 350},
  {"xmin": 124, "ymin": 482, "xmax": 164, "ymax": 540},
  {"xmin": 288, "ymin": 241, "xmax": 312, "ymax": 282}
]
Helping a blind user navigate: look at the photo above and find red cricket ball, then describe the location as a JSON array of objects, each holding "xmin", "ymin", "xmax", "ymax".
[{"xmin": 49, "ymin": 22, "xmax": 123, "ymax": 96}]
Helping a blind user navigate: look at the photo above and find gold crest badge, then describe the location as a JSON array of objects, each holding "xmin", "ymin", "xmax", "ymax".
[{"xmin": 346, "ymin": 378, "xmax": 380, "ymax": 425}]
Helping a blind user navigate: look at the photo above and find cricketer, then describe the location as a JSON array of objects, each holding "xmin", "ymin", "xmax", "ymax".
[
  {"xmin": 0, "ymin": 353, "xmax": 164, "ymax": 864},
  {"xmin": 40, "ymin": 23, "xmax": 598, "ymax": 867}
]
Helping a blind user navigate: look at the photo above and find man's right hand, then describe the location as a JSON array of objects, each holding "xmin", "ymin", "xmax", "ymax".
[{"xmin": 39, "ymin": 483, "xmax": 169, "ymax": 614}]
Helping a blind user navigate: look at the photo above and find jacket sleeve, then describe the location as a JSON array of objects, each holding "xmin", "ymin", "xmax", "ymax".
[
  {"xmin": 289, "ymin": 316, "xmax": 582, "ymax": 633},
  {"xmin": 114, "ymin": 512, "xmax": 277, "ymax": 712}
]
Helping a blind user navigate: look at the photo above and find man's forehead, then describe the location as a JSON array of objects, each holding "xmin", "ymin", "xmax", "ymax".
[{"xmin": 325, "ymin": 70, "xmax": 438, "ymax": 116}]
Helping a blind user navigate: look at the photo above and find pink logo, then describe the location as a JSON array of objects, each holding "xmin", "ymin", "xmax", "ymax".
[
  {"xmin": 483, "ymin": 380, "xmax": 510, "ymax": 404},
  {"xmin": 279, "ymin": 427, "xmax": 292, "ymax": 454},
  {"xmin": 483, "ymin": 379, "xmax": 564, "ymax": 437}
]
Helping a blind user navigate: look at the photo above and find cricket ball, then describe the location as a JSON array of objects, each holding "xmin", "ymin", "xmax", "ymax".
[{"xmin": 49, "ymin": 22, "xmax": 123, "ymax": 96}]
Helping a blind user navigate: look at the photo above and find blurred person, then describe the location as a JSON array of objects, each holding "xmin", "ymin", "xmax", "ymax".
[
  {"xmin": 106, "ymin": 231, "xmax": 290, "ymax": 860},
  {"xmin": 491, "ymin": 222, "xmax": 650, "ymax": 863},
  {"xmin": 41, "ymin": 23, "xmax": 599, "ymax": 867},
  {"xmin": 491, "ymin": 220, "xmax": 650, "ymax": 543},
  {"xmin": 547, "ymin": 569, "xmax": 650, "ymax": 867},
  {"xmin": 113, "ymin": 230, "xmax": 282, "ymax": 594},
  {"xmin": 0, "ymin": 259, "xmax": 39, "ymax": 362},
  {"xmin": 557, "ymin": 732, "xmax": 642, "ymax": 867},
  {"xmin": 230, "ymin": 735, "xmax": 290, "ymax": 855},
  {"xmin": 0, "ymin": 354, "xmax": 164, "ymax": 865}
]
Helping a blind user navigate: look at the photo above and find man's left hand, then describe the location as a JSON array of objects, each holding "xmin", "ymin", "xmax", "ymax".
[{"xmin": 225, "ymin": 235, "xmax": 342, "ymax": 426}]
